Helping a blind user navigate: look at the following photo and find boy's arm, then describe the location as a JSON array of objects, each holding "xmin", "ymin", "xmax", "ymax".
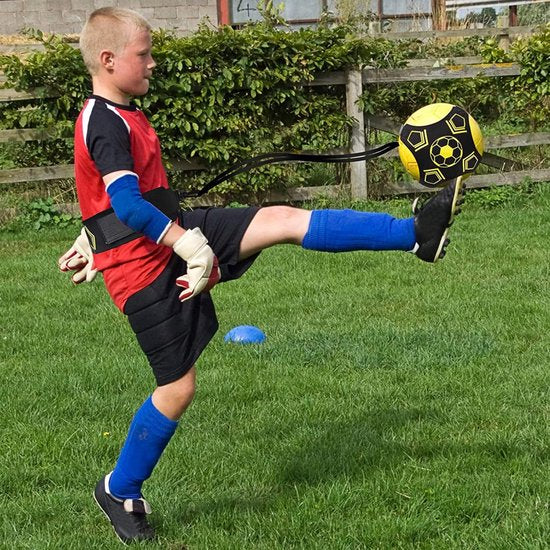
[{"xmin": 104, "ymin": 171, "xmax": 220, "ymax": 301}]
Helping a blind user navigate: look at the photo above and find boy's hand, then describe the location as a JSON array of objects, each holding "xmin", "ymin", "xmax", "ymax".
[
  {"xmin": 58, "ymin": 228, "xmax": 98, "ymax": 284},
  {"xmin": 173, "ymin": 228, "xmax": 220, "ymax": 302}
]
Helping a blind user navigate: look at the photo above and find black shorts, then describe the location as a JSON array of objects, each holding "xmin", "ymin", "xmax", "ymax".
[{"xmin": 123, "ymin": 206, "xmax": 261, "ymax": 386}]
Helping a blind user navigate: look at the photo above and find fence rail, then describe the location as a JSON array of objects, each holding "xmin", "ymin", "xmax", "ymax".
[
  {"xmin": 0, "ymin": 43, "xmax": 547, "ymax": 203},
  {"xmin": 368, "ymin": 25, "xmax": 537, "ymax": 42}
]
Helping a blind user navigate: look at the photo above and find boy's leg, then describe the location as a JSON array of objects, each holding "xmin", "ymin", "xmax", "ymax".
[
  {"xmin": 95, "ymin": 368, "xmax": 195, "ymax": 544},
  {"xmin": 238, "ymin": 206, "xmax": 312, "ymax": 258},
  {"xmin": 239, "ymin": 206, "xmax": 415, "ymax": 256},
  {"xmin": 239, "ymin": 179, "xmax": 464, "ymax": 263},
  {"xmin": 107, "ymin": 370, "xmax": 195, "ymax": 498}
]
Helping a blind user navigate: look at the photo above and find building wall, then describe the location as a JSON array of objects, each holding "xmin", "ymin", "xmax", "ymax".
[{"xmin": 0, "ymin": 0, "xmax": 219, "ymax": 35}]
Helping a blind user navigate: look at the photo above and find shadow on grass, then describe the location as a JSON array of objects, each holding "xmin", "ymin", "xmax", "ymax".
[
  {"xmin": 172, "ymin": 406, "xmax": 547, "ymax": 531},
  {"xmin": 175, "ymin": 406, "xmax": 441, "ymax": 522},
  {"xmin": 279, "ymin": 407, "xmax": 440, "ymax": 485}
]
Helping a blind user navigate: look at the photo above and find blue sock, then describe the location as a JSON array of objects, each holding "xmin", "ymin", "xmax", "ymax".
[
  {"xmin": 109, "ymin": 396, "xmax": 178, "ymax": 500},
  {"xmin": 302, "ymin": 209, "xmax": 416, "ymax": 252}
]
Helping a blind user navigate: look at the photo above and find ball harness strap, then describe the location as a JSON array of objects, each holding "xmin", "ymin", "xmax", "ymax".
[
  {"xmin": 177, "ymin": 141, "xmax": 398, "ymax": 198},
  {"xmin": 83, "ymin": 142, "xmax": 398, "ymax": 252}
]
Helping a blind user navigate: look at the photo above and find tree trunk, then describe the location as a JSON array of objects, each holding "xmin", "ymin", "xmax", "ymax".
[{"xmin": 431, "ymin": 0, "xmax": 447, "ymax": 30}]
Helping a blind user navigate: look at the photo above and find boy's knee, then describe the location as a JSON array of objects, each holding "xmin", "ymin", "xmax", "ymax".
[
  {"xmin": 169, "ymin": 375, "xmax": 196, "ymax": 404},
  {"xmin": 262, "ymin": 205, "xmax": 305, "ymax": 224},
  {"xmin": 259, "ymin": 206, "xmax": 311, "ymax": 240},
  {"xmin": 153, "ymin": 367, "xmax": 196, "ymax": 420},
  {"xmin": 240, "ymin": 206, "xmax": 312, "ymax": 258}
]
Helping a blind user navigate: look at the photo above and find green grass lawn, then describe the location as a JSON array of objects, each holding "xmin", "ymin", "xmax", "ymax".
[{"xmin": 0, "ymin": 188, "xmax": 549, "ymax": 549}]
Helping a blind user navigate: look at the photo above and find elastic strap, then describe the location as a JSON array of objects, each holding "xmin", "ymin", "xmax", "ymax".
[{"xmin": 178, "ymin": 142, "xmax": 399, "ymax": 198}]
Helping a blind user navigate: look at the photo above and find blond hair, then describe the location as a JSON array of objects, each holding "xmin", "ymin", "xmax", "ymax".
[{"xmin": 79, "ymin": 7, "xmax": 151, "ymax": 75}]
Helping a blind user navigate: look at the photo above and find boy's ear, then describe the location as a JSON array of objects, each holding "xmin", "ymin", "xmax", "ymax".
[{"xmin": 99, "ymin": 50, "xmax": 115, "ymax": 70}]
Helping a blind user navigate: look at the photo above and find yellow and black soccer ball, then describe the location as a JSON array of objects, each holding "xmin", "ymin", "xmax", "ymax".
[{"xmin": 398, "ymin": 103, "xmax": 484, "ymax": 187}]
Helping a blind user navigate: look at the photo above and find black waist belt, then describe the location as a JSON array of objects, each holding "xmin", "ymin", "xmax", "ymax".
[{"xmin": 83, "ymin": 187, "xmax": 180, "ymax": 253}]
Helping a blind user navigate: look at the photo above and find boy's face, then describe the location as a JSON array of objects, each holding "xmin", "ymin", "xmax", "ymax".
[{"xmin": 109, "ymin": 26, "xmax": 155, "ymax": 99}]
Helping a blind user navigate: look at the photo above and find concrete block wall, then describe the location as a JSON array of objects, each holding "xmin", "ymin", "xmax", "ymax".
[{"xmin": 0, "ymin": 0, "xmax": 219, "ymax": 35}]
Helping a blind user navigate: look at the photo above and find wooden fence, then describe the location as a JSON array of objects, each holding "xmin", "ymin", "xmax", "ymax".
[
  {"xmin": 331, "ymin": 63, "xmax": 550, "ymax": 199},
  {"xmin": 1, "ymin": 28, "xmax": 549, "ymax": 205}
]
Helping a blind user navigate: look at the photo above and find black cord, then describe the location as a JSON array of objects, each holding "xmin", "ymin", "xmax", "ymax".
[{"xmin": 178, "ymin": 142, "xmax": 399, "ymax": 198}]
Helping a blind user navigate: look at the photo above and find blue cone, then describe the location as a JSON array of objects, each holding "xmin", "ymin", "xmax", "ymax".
[{"xmin": 224, "ymin": 325, "xmax": 266, "ymax": 344}]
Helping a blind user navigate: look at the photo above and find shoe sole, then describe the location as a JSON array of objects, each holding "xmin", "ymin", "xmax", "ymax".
[
  {"xmin": 433, "ymin": 176, "xmax": 465, "ymax": 262},
  {"xmin": 93, "ymin": 491, "xmax": 129, "ymax": 546}
]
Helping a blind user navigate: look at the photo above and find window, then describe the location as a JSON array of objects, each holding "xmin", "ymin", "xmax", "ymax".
[{"xmin": 219, "ymin": 0, "xmax": 330, "ymax": 25}]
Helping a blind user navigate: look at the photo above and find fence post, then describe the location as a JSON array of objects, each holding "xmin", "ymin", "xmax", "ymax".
[
  {"xmin": 497, "ymin": 17, "xmax": 510, "ymax": 50},
  {"xmin": 346, "ymin": 68, "xmax": 367, "ymax": 199}
]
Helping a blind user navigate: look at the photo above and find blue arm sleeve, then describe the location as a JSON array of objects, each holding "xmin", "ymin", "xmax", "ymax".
[{"xmin": 106, "ymin": 173, "xmax": 171, "ymax": 244}]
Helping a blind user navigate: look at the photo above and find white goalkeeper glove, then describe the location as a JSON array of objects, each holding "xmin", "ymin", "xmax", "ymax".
[
  {"xmin": 58, "ymin": 228, "xmax": 98, "ymax": 284},
  {"xmin": 173, "ymin": 228, "xmax": 220, "ymax": 302}
]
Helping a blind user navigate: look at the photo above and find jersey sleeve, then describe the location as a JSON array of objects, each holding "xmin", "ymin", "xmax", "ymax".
[{"xmin": 85, "ymin": 102, "xmax": 134, "ymax": 176}]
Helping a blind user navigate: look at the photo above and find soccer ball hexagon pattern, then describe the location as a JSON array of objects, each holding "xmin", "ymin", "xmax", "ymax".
[
  {"xmin": 430, "ymin": 136, "xmax": 463, "ymax": 167},
  {"xmin": 398, "ymin": 103, "xmax": 484, "ymax": 187}
]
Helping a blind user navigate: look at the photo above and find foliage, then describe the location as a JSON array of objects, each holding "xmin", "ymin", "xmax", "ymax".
[
  {"xmin": 0, "ymin": 29, "xmax": 86, "ymax": 173},
  {"xmin": 0, "ymin": 30, "xmax": 88, "ymax": 126},
  {"xmin": 0, "ymin": 20, "xmax": 548, "ymax": 200},
  {"xmin": 462, "ymin": 8, "xmax": 497, "ymax": 27},
  {"xmin": 465, "ymin": 184, "xmax": 520, "ymax": 208},
  {"xmin": 145, "ymin": 22, "xmax": 386, "ymax": 196},
  {"xmin": 361, "ymin": 23, "xmax": 550, "ymax": 134},
  {"xmin": 473, "ymin": 25, "xmax": 550, "ymax": 131},
  {"xmin": 508, "ymin": 23, "xmax": 550, "ymax": 129},
  {"xmin": 5, "ymin": 197, "xmax": 80, "ymax": 231},
  {"xmin": 518, "ymin": 3, "xmax": 550, "ymax": 25},
  {"xmin": 464, "ymin": 179, "xmax": 544, "ymax": 209},
  {"xmin": 477, "ymin": 23, "xmax": 550, "ymax": 130}
]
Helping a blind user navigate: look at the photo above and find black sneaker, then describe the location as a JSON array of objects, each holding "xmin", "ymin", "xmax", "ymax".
[
  {"xmin": 413, "ymin": 177, "xmax": 465, "ymax": 263},
  {"xmin": 94, "ymin": 473, "xmax": 155, "ymax": 544}
]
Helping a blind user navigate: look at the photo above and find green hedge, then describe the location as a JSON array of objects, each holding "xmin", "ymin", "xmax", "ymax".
[{"xmin": 0, "ymin": 21, "xmax": 548, "ymax": 199}]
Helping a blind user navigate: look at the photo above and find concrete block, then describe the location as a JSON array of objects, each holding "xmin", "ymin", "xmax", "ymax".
[
  {"xmin": 0, "ymin": 0, "xmax": 221, "ymax": 35},
  {"xmin": 14, "ymin": 11, "xmax": 26, "ymax": 30},
  {"xmin": 141, "ymin": 0, "xmax": 182, "ymax": 8},
  {"xmin": 177, "ymin": 6, "xmax": 199, "ymax": 20},
  {"xmin": 154, "ymin": 7, "xmax": 177, "ymax": 20},
  {"xmin": 113, "ymin": 0, "xmax": 139, "ymax": 8},
  {"xmin": 62, "ymin": 10, "xmax": 87, "ymax": 24},
  {"xmin": 138, "ymin": 7, "xmax": 156, "ymax": 22},
  {"xmin": 53, "ymin": 22, "xmax": 82, "ymax": 35},
  {"xmin": 0, "ymin": 1, "xmax": 22, "ymax": 14},
  {"xmin": 71, "ymin": 0, "xmax": 92, "ymax": 10},
  {"xmin": 23, "ymin": 9, "xmax": 64, "ymax": 26},
  {"xmin": 198, "ymin": 6, "xmax": 216, "ymax": 19},
  {"xmin": 0, "ymin": 13, "xmax": 20, "ymax": 34},
  {"xmin": 93, "ymin": 0, "xmax": 115, "ymax": 8},
  {"xmin": 21, "ymin": 13, "xmax": 42, "ymax": 30},
  {"xmin": 23, "ymin": 0, "xmax": 51, "ymax": 12}
]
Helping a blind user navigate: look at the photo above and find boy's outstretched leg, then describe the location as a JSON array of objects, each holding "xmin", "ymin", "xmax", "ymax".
[{"xmin": 239, "ymin": 178, "xmax": 465, "ymax": 263}]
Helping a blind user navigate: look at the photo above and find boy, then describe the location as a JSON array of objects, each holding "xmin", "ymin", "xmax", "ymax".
[{"xmin": 59, "ymin": 7, "xmax": 464, "ymax": 544}]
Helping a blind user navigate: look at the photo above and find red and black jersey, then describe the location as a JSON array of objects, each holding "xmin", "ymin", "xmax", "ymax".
[{"xmin": 74, "ymin": 95, "xmax": 173, "ymax": 310}]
